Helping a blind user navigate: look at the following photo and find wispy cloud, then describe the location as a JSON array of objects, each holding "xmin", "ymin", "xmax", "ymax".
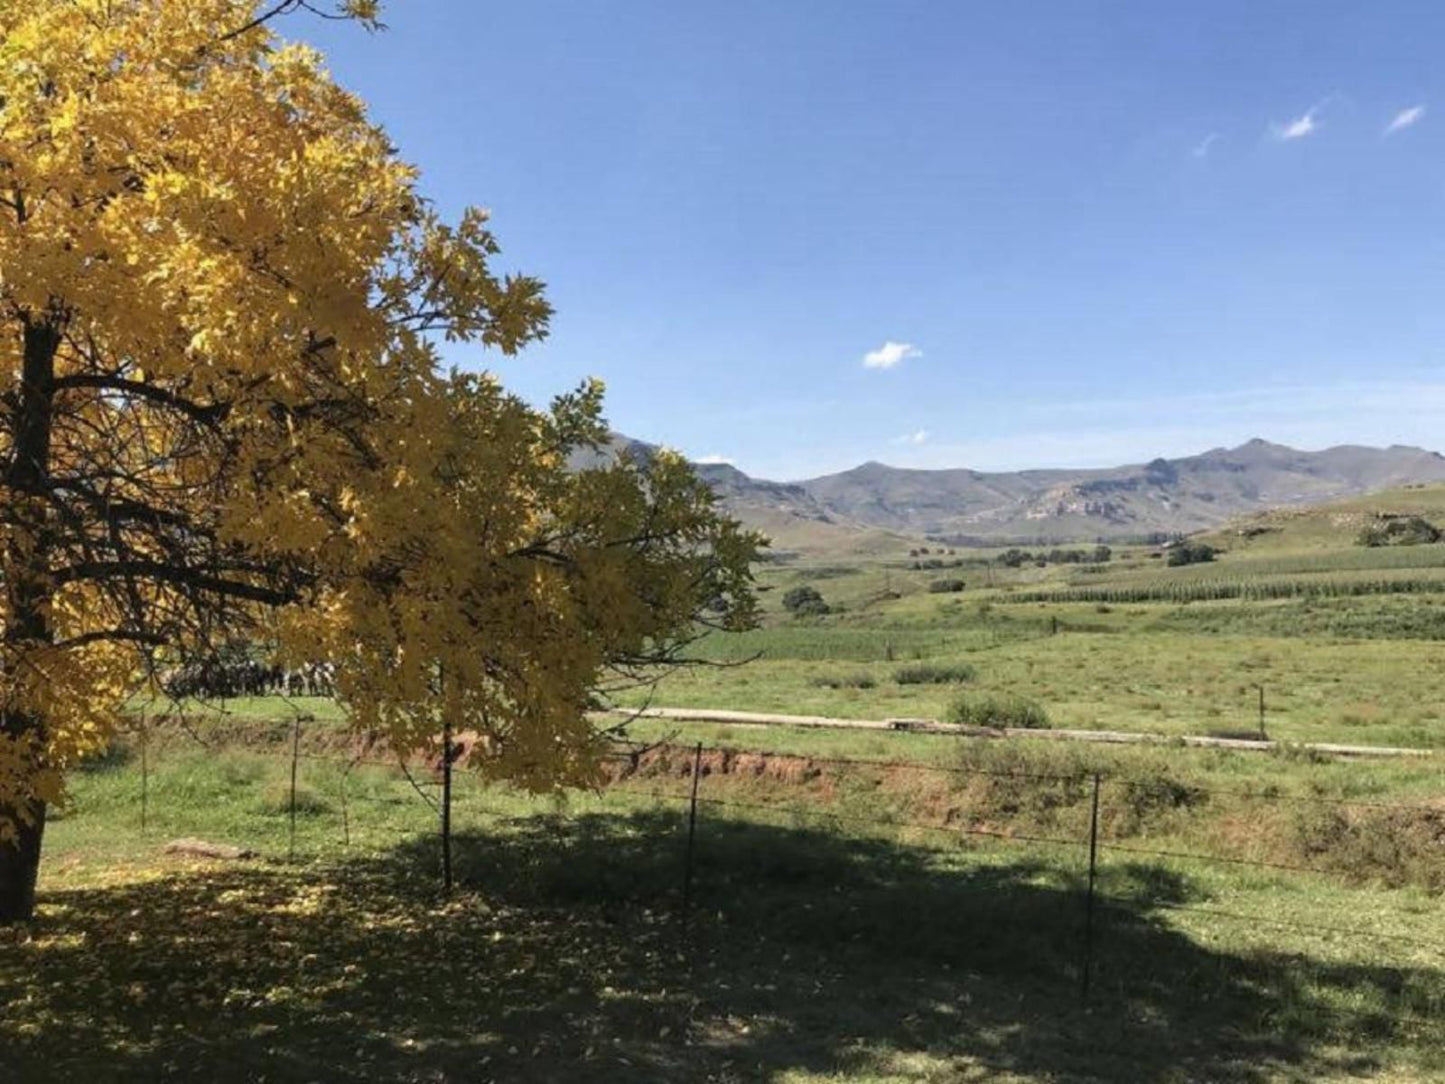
[
  {"xmin": 1191, "ymin": 133, "xmax": 1220, "ymax": 158},
  {"xmin": 694, "ymin": 454, "xmax": 735, "ymax": 465},
  {"xmin": 862, "ymin": 341, "xmax": 921, "ymax": 370},
  {"xmin": 1385, "ymin": 104, "xmax": 1426, "ymax": 135},
  {"xmin": 1273, "ymin": 109, "xmax": 1319, "ymax": 141},
  {"xmin": 893, "ymin": 429, "xmax": 929, "ymax": 446},
  {"xmin": 1272, "ymin": 97, "xmax": 1336, "ymax": 141}
]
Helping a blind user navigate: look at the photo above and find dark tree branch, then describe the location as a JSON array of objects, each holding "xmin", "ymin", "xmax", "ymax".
[
  {"xmin": 53, "ymin": 560, "xmax": 304, "ymax": 606},
  {"xmin": 53, "ymin": 374, "xmax": 229, "ymax": 426}
]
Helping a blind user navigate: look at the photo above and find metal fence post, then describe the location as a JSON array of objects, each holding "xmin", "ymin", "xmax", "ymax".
[
  {"xmin": 139, "ymin": 712, "xmax": 149, "ymax": 837},
  {"xmin": 441, "ymin": 714, "xmax": 453, "ymax": 894},
  {"xmin": 681, "ymin": 742, "xmax": 703, "ymax": 925},
  {"xmin": 340, "ymin": 762, "xmax": 351, "ymax": 849},
  {"xmin": 289, "ymin": 713, "xmax": 301, "ymax": 861},
  {"xmin": 1081, "ymin": 771, "xmax": 1101, "ymax": 1004}
]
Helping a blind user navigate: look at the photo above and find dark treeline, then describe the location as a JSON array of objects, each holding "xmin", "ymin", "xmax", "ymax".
[{"xmin": 997, "ymin": 545, "xmax": 1112, "ymax": 568}]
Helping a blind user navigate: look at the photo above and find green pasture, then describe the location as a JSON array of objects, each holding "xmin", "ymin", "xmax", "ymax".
[
  {"xmin": 12, "ymin": 484, "xmax": 1445, "ymax": 1081},
  {"xmin": 614, "ymin": 487, "xmax": 1445, "ymax": 752},
  {"xmin": 7, "ymin": 732, "xmax": 1444, "ymax": 1083}
]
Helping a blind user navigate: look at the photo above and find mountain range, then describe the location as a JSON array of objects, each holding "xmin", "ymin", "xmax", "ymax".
[{"xmin": 588, "ymin": 436, "xmax": 1445, "ymax": 549}]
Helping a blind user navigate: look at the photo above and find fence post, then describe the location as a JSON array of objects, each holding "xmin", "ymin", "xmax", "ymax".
[
  {"xmin": 289, "ymin": 713, "xmax": 301, "ymax": 861},
  {"xmin": 340, "ymin": 762, "xmax": 351, "ymax": 849},
  {"xmin": 139, "ymin": 712, "xmax": 149, "ymax": 837},
  {"xmin": 1257, "ymin": 683, "xmax": 1267, "ymax": 741},
  {"xmin": 681, "ymin": 742, "xmax": 703, "ymax": 926},
  {"xmin": 441, "ymin": 713, "xmax": 453, "ymax": 894},
  {"xmin": 1080, "ymin": 771, "xmax": 1101, "ymax": 1004}
]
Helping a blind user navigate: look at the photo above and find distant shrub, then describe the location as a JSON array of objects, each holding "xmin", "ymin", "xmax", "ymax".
[
  {"xmin": 1166, "ymin": 541, "xmax": 1216, "ymax": 567},
  {"xmin": 781, "ymin": 585, "xmax": 830, "ymax": 616},
  {"xmin": 1356, "ymin": 515, "xmax": 1443, "ymax": 548},
  {"xmin": 945, "ymin": 693, "xmax": 1049, "ymax": 729},
  {"xmin": 894, "ymin": 662, "xmax": 976, "ymax": 685},
  {"xmin": 927, "ymin": 578, "xmax": 966, "ymax": 594},
  {"xmin": 809, "ymin": 671, "xmax": 876, "ymax": 690}
]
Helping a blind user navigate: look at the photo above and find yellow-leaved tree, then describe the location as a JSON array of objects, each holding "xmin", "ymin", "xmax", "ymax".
[{"xmin": 0, "ymin": 0, "xmax": 760, "ymax": 921}]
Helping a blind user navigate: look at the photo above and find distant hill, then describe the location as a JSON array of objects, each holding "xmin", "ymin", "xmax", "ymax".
[
  {"xmin": 579, "ymin": 435, "xmax": 1445, "ymax": 547},
  {"xmin": 567, "ymin": 433, "xmax": 909, "ymax": 554},
  {"xmin": 1199, "ymin": 481, "xmax": 1445, "ymax": 553}
]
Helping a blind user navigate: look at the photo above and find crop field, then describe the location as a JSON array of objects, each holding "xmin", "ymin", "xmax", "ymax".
[{"xmin": 1011, "ymin": 567, "xmax": 1445, "ymax": 605}]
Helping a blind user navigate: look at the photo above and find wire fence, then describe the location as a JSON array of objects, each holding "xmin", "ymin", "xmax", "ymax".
[{"xmin": 108, "ymin": 714, "xmax": 1445, "ymax": 1012}]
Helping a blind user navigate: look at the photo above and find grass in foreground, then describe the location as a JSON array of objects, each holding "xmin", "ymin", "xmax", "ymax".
[{"xmin": 5, "ymin": 743, "xmax": 1444, "ymax": 1083}]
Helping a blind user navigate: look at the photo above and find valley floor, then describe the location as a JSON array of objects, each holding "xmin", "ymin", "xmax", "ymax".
[{"xmin": 8, "ymin": 501, "xmax": 1445, "ymax": 1082}]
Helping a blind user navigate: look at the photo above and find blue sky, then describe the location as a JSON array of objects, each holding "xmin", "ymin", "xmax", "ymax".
[{"xmin": 305, "ymin": 1, "xmax": 1445, "ymax": 480}]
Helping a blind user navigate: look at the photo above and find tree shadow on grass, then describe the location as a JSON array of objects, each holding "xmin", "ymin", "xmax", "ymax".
[{"xmin": 2, "ymin": 809, "xmax": 1441, "ymax": 1083}]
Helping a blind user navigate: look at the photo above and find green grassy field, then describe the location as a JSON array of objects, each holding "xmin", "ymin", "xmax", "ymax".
[
  {"xmin": 8, "ymin": 485, "xmax": 1445, "ymax": 1082},
  {"xmin": 598, "ymin": 485, "xmax": 1445, "ymax": 751},
  {"xmin": 6, "ymin": 731, "xmax": 1445, "ymax": 1083}
]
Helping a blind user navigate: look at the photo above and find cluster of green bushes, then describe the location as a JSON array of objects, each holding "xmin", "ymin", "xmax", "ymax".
[
  {"xmin": 945, "ymin": 693, "xmax": 1049, "ymax": 729},
  {"xmin": 1356, "ymin": 515, "xmax": 1443, "ymax": 548},
  {"xmin": 927, "ymin": 578, "xmax": 966, "ymax": 593},
  {"xmin": 781, "ymin": 585, "xmax": 831, "ymax": 617},
  {"xmin": 893, "ymin": 662, "xmax": 976, "ymax": 685},
  {"xmin": 1166, "ymin": 541, "xmax": 1216, "ymax": 567},
  {"xmin": 911, "ymin": 557, "xmax": 967, "ymax": 570},
  {"xmin": 997, "ymin": 545, "xmax": 1112, "ymax": 569}
]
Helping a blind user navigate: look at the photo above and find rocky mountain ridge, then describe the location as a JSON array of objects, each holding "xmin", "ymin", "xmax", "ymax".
[{"xmin": 586, "ymin": 436, "xmax": 1445, "ymax": 545}]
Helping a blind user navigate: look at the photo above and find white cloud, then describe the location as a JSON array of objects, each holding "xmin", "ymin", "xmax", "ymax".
[
  {"xmin": 892, "ymin": 429, "xmax": 929, "ymax": 446},
  {"xmin": 694, "ymin": 454, "xmax": 735, "ymax": 465},
  {"xmin": 1272, "ymin": 96, "xmax": 1342, "ymax": 141},
  {"xmin": 1385, "ymin": 104, "xmax": 1426, "ymax": 135},
  {"xmin": 1273, "ymin": 108, "xmax": 1319, "ymax": 141},
  {"xmin": 1191, "ymin": 133, "xmax": 1220, "ymax": 158},
  {"xmin": 862, "ymin": 341, "xmax": 921, "ymax": 370}
]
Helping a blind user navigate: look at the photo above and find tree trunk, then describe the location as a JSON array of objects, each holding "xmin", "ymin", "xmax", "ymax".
[
  {"xmin": 0, "ymin": 804, "xmax": 46, "ymax": 923},
  {"xmin": 0, "ymin": 314, "xmax": 60, "ymax": 923}
]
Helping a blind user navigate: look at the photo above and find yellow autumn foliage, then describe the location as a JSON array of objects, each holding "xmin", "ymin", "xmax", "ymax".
[{"xmin": 0, "ymin": 0, "xmax": 760, "ymax": 858}]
